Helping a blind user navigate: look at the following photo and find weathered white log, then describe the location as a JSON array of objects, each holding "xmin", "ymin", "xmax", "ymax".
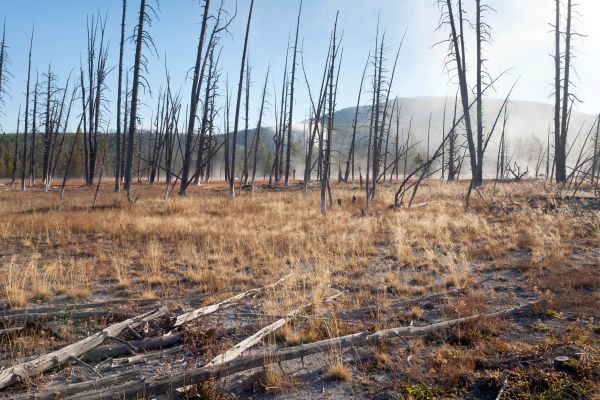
[
  {"xmin": 59, "ymin": 302, "xmax": 537, "ymax": 399},
  {"xmin": 207, "ymin": 291, "xmax": 344, "ymax": 367},
  {"xmin": 172, "ymin": 275, "xmax": 289, "ymax": 327},
  {"xmin": 0, "ymin": 309, "xmax": 164, "ymax": 390}
]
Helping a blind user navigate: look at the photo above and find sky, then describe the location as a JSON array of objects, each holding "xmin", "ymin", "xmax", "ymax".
[{"xmin": 0, "ymin": 0, "xmax": 599, "ymax": 133}]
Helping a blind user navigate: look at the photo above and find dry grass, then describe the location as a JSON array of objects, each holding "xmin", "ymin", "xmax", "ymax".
[
  {"xmin": 0, "ymin": 179, "xmax": 598, "ymax": 397},
  {"xmin": 328, "ymin": 362, "xmax": 352, "ymax": 381}
]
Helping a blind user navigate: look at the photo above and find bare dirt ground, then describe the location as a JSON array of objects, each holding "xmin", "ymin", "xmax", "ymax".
[{"xmin": 0, "ymin": 180, "xmax": 598, "ymax": 399}]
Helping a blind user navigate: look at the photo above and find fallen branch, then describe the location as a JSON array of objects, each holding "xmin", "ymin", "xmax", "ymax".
[
  {"xmin": 53, "ymin": 301, "xmax": 537, "ymax": 399},
  {"xmin": 0, "ymin": 309, "xmax": 164, "ymax": 390}
]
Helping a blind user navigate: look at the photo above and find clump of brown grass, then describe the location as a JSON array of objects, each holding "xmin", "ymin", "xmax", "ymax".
[{"xmin": 328, "ymin": 362, "xmax": 351, "ymax": 381}]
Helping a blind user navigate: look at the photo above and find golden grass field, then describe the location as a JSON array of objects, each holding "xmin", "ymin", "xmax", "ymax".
[{"xmin": 0, "ymin": 180, "xmax": 599, "ymax": 398}]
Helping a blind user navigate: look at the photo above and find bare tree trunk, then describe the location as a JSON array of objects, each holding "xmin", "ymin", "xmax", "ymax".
[
  {"xmin": 370, "ymin": 32, "xmax": 384, "ymax": 202},
  {"xmin": 0, "ymin": 21, "xmax": 6, "ymax": 110},
  {"xmin": 224, "ymin": 79, "xmax": 231, "ymax": 182},
  {"xmin": 12, "ymin": 107, "xmax": 21, "ymax": 185},
  {"xmin": 321, "ymin": 12, "xmax": 338, "ymax": 216},
  {"xmin": 251, "ymin": 69, "xmax": 270, "ymax": 188},
  {"xmin": 285, "ymin": 0, "xmax": 303, "ymax": 186},
  {"xmin": 30, "ymin": 76, "xmax": 38, "ymax": 187},
  {"xmin": 242, "ymin": 58, "xmax": 251, "ymax": 186},
  {"xmin": 22, "ymin": 104, "xmax": 33, "ymax": 192},
  {"xmin": 475, "ymin": 0, "xmax": 484, "ymax": 185},
  {"xmin": 115, "ymin": 0, "xmax": 127, "ymax": 192},
  {"xmin": 125, "ymin": 0, "xmax": 148, "ymax": 193},
  {"xmin": 403, "ymin": 117, "xmax": 413, "ymax": 179},
  {"xmin": 229, "ymin": 0, "xmax": 255, "ymax": 199},
  {"xmin": 557, "ymin": 0, "xmax": 572, "ymax": 183},
  {"xmin": 344, "ymin": 53, "xmax": 369, "ymax": 185},
  {"xmin": 444, "ymin": 0, "xmax": 477, "ymax": 186}
]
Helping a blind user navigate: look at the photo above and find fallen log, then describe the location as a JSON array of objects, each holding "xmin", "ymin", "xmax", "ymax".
[
  {"xmin": 172, "ymin": 275, "xmax": 289, "ymax": 327},
  {"xmin": 84, "ymin": 334, "xmax": 183, "ymax": 361},
  {"xmin": 111, "ymin": 345, "xmax": 185, "ymax": 367},
  {"xmin": 51, "ymin": 301, "xmax": 537, "ymax": 399},
  {"xmin": 207, "ymin": 291, "xmax": 344, "ymax": 367},
  {"xmin": 0, "ymin": 309, "xmax": 164, "ymax": 391},
  {"xmin": 12, "ymin": 371, "xmax": 143, "ymax": 400},
  {"xmin": 341, "ymin": 286, "xmax": 468, "ymax": 319},
  {"xmin": 1, "ymin": 294, "xmax": 207, "ymax": 318},
  {"xmin": 2, "ymin": 310, "xmax": 134, "ymax": 324}
]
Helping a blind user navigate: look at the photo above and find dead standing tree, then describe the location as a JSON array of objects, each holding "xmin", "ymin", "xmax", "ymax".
[
  {"xmin": 115, "ymin": 0, "xmax": 127, "ymax": 192},
  {"xmin": 0, "ymin": 20, "xmax": 9, "ymax": 118},
  {"xmin": 320, "ymin": 12, "xmax": 339, "ymax": 216},
  {"xmin": 554, "ymin": 0, "xmax": 582, "ymax": 184},
  {"xmin": 125, "ymin": 0, "xmax": 157, "ymax": 194},
  {"xmin": 437, "ymin": 0, "xmax": 478, "ymax": 186},
  {"xmin": 251, "ymin": 67, "xmax": 270, "ymax": 189},
  {"xmin": 343, "ymin": 52, "xmax": 369, "ymax": 185},
  {"xmin": 229, "ymin": 0, "xmax": 254, "ymax": 199},
  {"xmin": 20, "ymin": 28, "xmax": 34, "ymax": 192},
  {"xmin": 180, "ymin": 0, "xmax": 210, "ymax": 194},
  {"xmin": 284, "ymin": 0, "xmax": 303, "ymax": 187},
  {"xmin": 82, "ymin": 14, "xmax": 111, "ymax": 187}
]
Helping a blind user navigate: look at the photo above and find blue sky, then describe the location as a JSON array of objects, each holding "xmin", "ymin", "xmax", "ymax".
[{"xmin": 1, "ymin": 0, "xmax": 599, "ymax": 132}]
